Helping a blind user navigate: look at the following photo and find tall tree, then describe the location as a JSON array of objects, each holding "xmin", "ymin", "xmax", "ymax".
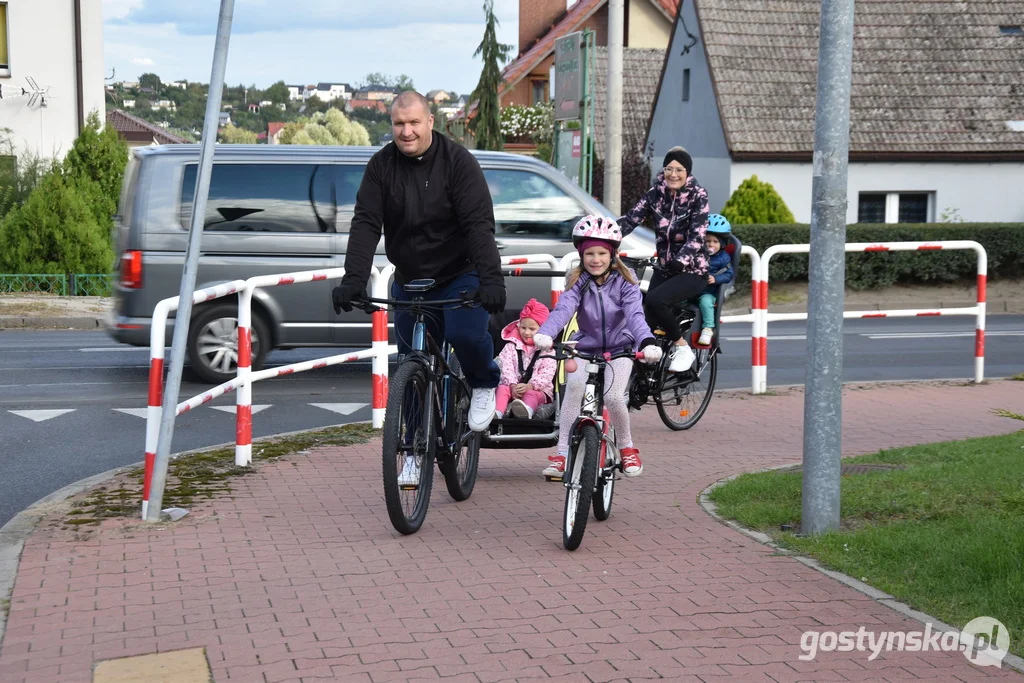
[
  {"xmin": 265, "ymin": 80, "xmax": 290, "ymax": 104},
  {"xmin": 394, "ymin": 74, "xmax": 415, "ymax": 91},
  {"xmin": 468, "ymin": 0, "xmax": 512, "ymax": 150},
  {"xmin": 138, "ymin": 72, "xmax": 162, "ymax": 91}
]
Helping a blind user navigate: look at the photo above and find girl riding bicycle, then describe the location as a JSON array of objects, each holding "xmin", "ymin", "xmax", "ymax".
[{"xmin": 533, "ymin": 215, "xmax": 663, "ymax": 479}]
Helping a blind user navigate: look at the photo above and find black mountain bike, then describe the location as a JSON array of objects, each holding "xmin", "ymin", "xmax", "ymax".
[
  {"xmin": 355, "ymin": 281, "xmax": 481, "ymax": 534},
  {"xmin": 622, "ymin": 256, "xmax": 718, "ymax": 430}
]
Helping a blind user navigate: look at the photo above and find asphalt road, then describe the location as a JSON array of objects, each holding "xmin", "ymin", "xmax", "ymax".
[{"xmin": 1, "ymin": 315, "xmax": 1022, "ymax": 526}]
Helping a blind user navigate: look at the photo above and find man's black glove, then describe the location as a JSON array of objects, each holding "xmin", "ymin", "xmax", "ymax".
[
  {"xmin": 666, "ymin": 259, "xmax": 685, "ymax": 275},
  {"xmin": 474, "ymin": 283, "xmax": 506, "ymax": 314},
  {"xmin": 332, "ymin": 282, "xmax": 366, "ymax": 314}
]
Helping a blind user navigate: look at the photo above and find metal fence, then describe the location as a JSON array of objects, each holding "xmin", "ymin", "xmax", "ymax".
[{"xmin": 0, "ymin": 274, "xmax": 113, "ymax": 297}]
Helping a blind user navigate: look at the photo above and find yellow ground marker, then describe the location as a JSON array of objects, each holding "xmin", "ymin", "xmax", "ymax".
[{"xmin": 93, "ymin": 647, "xmax": 212, "ymax": 683}]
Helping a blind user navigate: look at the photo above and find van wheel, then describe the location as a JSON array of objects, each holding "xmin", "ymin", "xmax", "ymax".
[{"xmin": 186, "ymin": 304, "xmax": 270, "ymax": 384}]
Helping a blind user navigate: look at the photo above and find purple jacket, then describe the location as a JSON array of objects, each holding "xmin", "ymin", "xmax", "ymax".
[{"xmin": 538, "ymin": 271, "xmax": 654, "ymax": 352}]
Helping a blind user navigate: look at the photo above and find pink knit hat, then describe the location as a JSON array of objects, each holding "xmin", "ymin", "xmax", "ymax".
[{"xmin": 519, "ymin": 298, "xmax": 550, "ymax": 325}]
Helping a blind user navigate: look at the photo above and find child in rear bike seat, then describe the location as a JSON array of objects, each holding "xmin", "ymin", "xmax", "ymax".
[
  {"xmin": 533, "ymin": 215, "xmax": 663, "ymax": 479},
  {"xmin": 494, "ymin": 299, "xmax": 557, "ymax": 420},
  {"xmin": 696, "ymin": 214, "xmax": 735, "ymax": 346}
]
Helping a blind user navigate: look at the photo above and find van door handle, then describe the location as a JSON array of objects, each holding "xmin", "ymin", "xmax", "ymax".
[{"xmin": 496, "ymin": 242, "xmax": 508, "ymax": 251}]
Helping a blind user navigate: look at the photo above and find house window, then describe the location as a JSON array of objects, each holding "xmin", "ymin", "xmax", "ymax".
[
  {"xmin": 682, "ymin": 68, "xmax": 690, "ymax": 101},
  {"xmin": 0, "ymin": 3, "xmax": 10, "ymax": 77},
  {"xmin": 857, "ymin": 192, "xmax": 933, "ymax": 223},
  {"xmin": 531, "ymin": 79, "xmax": 548, "ymax": 105},
  {"xmin": 999, "ymin": 25, "xmax": 1023, "ymax": 35}
]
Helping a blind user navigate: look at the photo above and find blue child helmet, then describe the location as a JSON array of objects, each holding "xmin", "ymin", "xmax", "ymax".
[{"xmin": 707, "ymin": 213, "xmax": 731, "ymax": 235}]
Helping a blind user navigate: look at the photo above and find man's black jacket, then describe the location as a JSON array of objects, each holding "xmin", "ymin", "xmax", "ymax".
[{"xmin": 341, "ymin": 133, "xmax": 504, "ymax": 290}]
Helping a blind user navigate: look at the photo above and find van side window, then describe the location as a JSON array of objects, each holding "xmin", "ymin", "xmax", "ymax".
[
  {"xmin": 483, "ymin": 169, "xmax": 585, "ymax": 238},
  {"xmin": 180, "ymin": 163, "xmax": 346, "ymax": 233}
]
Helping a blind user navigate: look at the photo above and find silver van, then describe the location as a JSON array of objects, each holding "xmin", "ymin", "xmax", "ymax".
[{"xmin": 107, "ymin": 144, "xmax": 655, "ymax": 383}]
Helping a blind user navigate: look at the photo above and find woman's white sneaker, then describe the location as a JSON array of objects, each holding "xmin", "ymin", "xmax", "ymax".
[{"xmin": 668, "ymin": 344, "xmax": 696, "ymax": 372}]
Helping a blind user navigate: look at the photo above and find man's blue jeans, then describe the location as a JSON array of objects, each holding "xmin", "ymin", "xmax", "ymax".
[{"xmin": 391, "ymin": 271, "xmax": 500, "ymax": 389}]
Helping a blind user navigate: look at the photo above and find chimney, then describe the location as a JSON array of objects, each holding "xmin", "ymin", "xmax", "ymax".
[{"xmin": 519, "ymin": 0, "xmax": 567, "ymax": 54}]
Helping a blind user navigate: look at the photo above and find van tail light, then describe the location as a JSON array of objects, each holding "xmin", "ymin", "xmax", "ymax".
[{"xmin": 120, "ymin": 250, "xmax": 143, "ymax": 289}]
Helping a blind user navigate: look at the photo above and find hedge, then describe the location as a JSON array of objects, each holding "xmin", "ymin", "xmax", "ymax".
[{"xmin": 729, "ymin": 223, "xmax": 1024, "ymax": 291}]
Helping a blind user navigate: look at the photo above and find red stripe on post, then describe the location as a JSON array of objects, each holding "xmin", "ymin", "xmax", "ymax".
[
  {"xmin": 862, "ymin": 313, "xmax": 888, "ymax": 318},
  {"xmin": 759, "ymin": 282, "xmax": 769, "ymax": 310},
  {"xmin": 977, "ymin": 274, "xmax": 987, "ymax": 303},
  {"xmin": 551, "ymin": 290, "xmax": 560, "ymax": 308},
  {"xmin": 373, "ymin": 373, "xmax": 388, "ymax": 409},
  {"xmin": 236, "ymin": 404, "xmax": 252, "ymax": 446},
  {"xmin": 514, "ymin": 268, "xmax": 522, "ymax": 276},
  {"xmin": 916, "ymin": 312, "xmax": 941, "ymax": 316},
  {"xmin": 976, "ymin": 329, "xmax": 985, "ymax": 357},
  {"xmin": 751, "ymin": 337, "xmax": 762, "ymax": 366},
  {"xmin": 147, "ymin": 358, "xmax": 164, "ymax": 407},
  {"xmin": 759, "ymin": 337, "xmax": 768, "ymax": 365},
  {"xmin": 508, "ymin": 257, "xmax": 529, "ymax": 265},
  {"xmin": 278, "ymin": 276, "xmax": 295, "ymax": 284},
  {"xmin": 917, "ymin": 245, "xmax": 942, "ymax": 251},
  {"xmin": 312, "ymin": 273, "xmax": 327, "ymax": 281},
  {"xmin": 143, "ymin": 452, "xmax": 155, "ymax": 501},
  {"xmin": 371, "ymin": 310, "xmax": 387, "ymax": 341},
  {"xmin": 237, "ymin": 327, "xmax": 251, "ymax": 368},
  {"xmin": 864, "ymin": 245, "xmax": 890, "ymax": 252}
]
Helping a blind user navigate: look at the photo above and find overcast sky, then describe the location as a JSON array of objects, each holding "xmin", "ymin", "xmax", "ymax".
[{"xmin": 102, "ymin": 0, "xmax": 528, "ymax": 95}]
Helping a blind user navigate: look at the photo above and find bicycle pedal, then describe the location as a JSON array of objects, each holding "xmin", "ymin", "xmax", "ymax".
[
  {"xmin": 545, "ymin": 475, "xmax": 564, "ymax": 483},
  {"xmin": 398, "ymin": 484, "xmax": 419, "ymax": 491}
]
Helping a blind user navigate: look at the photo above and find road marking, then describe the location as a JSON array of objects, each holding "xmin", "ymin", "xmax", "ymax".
[
  {"xmin": 79, "ymin": 347, "xmax": 149, "ymax": 352},
  {"xmin": 864, "ymin": 331, "xmax": 1024, "ymax": 340},
  {"xmin": 310, "ymin": 402, "xmax": 369, "ymax": 416},
  {"xmin": 10, "ymin": 409, "xmax": 76, "ymax": 422},
  {"xmin": 113, "ymin": 408, "xmax": 148, "ymax": 418},
  {"xmin": 211, "ymin": 404, "xmax": 271, "ymax": 415}
]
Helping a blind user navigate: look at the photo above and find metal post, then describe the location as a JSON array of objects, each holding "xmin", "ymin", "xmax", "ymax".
[
  {"xmin": 801, "ymin": 0, "xmax": 855, "ymax": 536},
  {"xmin": 146, "ymin": 0, "xmax": 235, "ymax": 522},
  {"xmin": 604, "ymin": 0, "xmax": 624, "ymax": 214}
]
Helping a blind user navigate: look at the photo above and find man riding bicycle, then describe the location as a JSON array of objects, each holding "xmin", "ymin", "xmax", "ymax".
[{"xmin": 331, "ymin": 90, "xmax": 506, "ymax": 432}]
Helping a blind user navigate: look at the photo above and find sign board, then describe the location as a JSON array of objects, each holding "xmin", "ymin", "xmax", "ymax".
[
  {"xmin": 553, "ymin": 31, "xmax": 583, "ymax": 121},
  {"xmin": 556, "ymin": 129, "xmax": 582, "ymax": 186}
]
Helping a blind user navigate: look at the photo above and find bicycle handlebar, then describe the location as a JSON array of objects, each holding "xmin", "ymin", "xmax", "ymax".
[
  {"xmin": 352, "ymin": 295, "xmax": 478, "ymax": 314},
  {"xmin": 547, "ymin": 341, "xmax": 645, "ymax": 363}
]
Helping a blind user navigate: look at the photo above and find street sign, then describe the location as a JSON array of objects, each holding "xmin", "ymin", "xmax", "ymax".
[{"xmin": 554, "ymin": 31, "xmax": 583, "ymax": 121}]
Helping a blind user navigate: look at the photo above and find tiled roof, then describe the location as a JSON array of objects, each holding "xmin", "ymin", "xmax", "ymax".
[
  {"xmin": 502, "ymin": 0, "xmax": 679, "ymax": 97},
  {"xmin": 105, "ymin": 109, "xmax": 185, "ymax": 145},
  {"xmin": 696, "ymin": 0, "xmax": 1024, "ymax": 155},
  {"xmin": 591, "ymin": 47, "xmax": 666, "ymax": 159},
  {"xmin": 267, "ymin": 122, "xmax": 287, "ymax": 137}
]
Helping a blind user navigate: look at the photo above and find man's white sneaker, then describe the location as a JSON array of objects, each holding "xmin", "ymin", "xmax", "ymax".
[
  {"xmin": 668, "ymin": 344, "xmax": 696, "ymax": 372},
  {"xmin": 397, "ymin": 455, "xmax": 420, "ymax": 486},
  {"xmin": 509, "ymin": 398, "xmax": 534, "ymax": 419},
  {"xmin": 698, "ymin": 328, "xmax": 714, "ymax": 346},
  {"xmin": 468, "ymin": 387, "xmax": 497, "ymax": 431}
]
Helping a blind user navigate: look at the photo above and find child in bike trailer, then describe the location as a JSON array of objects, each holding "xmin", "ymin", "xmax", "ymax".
[
  {"xmin": 494, "ymin": 299, "xmax": 557, "ymax": 420},
  {"xmin": 533, "ymin": 215, "xmax": 663, "ymax": 479},
  {"xmin": 696, "ymin": 214, "xmax": 736, "ymax": 346}
]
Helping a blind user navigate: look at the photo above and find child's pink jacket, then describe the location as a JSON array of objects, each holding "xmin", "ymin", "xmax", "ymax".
[{"xmin": 496, "ymin": 321, "xmax": 557, "ymax": 398}]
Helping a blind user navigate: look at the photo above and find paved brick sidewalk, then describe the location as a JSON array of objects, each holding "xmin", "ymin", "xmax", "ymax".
[{"xmin": 1, "ymin": 381, "xmax": 1022, "ymax": 682}]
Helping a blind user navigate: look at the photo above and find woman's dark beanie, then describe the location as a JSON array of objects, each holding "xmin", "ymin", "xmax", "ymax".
[{"xmin": 663, "ymin": 146, "xmax": 692, "ymax": 175}]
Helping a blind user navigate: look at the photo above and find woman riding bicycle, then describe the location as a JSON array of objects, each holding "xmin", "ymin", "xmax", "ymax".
[{"xmin": 617, "ymin": 146, "xmax": 709, "ymax": 373}]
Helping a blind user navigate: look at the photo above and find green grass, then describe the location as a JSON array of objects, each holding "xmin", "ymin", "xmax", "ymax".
[{"xmin": 709, "ymin": 431, "xmax": 1024, "ymax": 657}]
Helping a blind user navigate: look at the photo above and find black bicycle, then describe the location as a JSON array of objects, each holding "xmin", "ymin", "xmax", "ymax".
[
  {"xmin": 622, "ymin": 256, "xmax": 719, "ymax": 431},
  {"xmin": 354, "ymin": 281, "xmax": 481, "ymax": 534}
]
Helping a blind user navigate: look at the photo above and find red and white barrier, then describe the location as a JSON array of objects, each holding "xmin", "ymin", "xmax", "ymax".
[
  {"xmin": 754, "ymin": 240, "xmax": 988, "ymax": 394},
  {"xmin": 142, "ymin": 279, "xmax": 247, "ymax": 520},
  {"xmin": 500, "ymin": 253, "xmax": 561, "ymax": 308}
]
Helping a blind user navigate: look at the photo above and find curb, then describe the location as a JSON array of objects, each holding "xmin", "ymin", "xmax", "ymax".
[
  {"xmin": 698, "ymin": 475, "xmax": 1024, "ymax": 674},
  {"xmin": 0, "ymin": 419, "xmax": 370, "ymax": 651},
  {"xmin": 0, "ymin": 316, "xmax": 104, "ymax": 330}
]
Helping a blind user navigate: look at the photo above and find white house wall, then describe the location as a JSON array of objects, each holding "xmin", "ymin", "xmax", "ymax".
[
  {"xmin": 0, "ymin": 0, "xmax": 105, "ymax": 160},
  {"xmin": 730, "ymin": 162, "xmax": 1024, "ymax": 224}
]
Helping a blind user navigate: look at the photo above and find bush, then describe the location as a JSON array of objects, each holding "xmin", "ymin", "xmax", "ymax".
[
  {"xmin": 0, "ymin": 171, "xmax": 113, "ymax": 275},
  {"xmin": 730, "ymin": 223, "xmax": 1024, "ymax": 291},
  {"xmin": 722, "ymin": 175, "xmax": 795, "ymax": 224},
  {"xmin": 0, "ymin": 129, "xmax": 58, "ymax": 220}
]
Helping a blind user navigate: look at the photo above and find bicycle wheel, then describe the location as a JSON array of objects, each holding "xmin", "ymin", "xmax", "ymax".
[
  {"xmin": 563, "ymin": 424, "xmax": 600, "ymax": 550},
  {"xmin": 440, "ymin": 365, "xmax": 480, "ymax": 501},
  {"xmin": 592, "ymin": 426, "xmax": 616, "ymax": 521},
  {"xmin": 381, "ymin": 361, "xmax": 435, "ymax": 534},
  {"xmin": 656, "ymin": 348, "xmax": 717, "ymax": 431}
]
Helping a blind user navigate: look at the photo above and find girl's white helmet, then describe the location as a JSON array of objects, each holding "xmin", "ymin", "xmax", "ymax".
[{"xmin": 571, "ymin": 215, "xmax": 623, "ymax": 252}]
